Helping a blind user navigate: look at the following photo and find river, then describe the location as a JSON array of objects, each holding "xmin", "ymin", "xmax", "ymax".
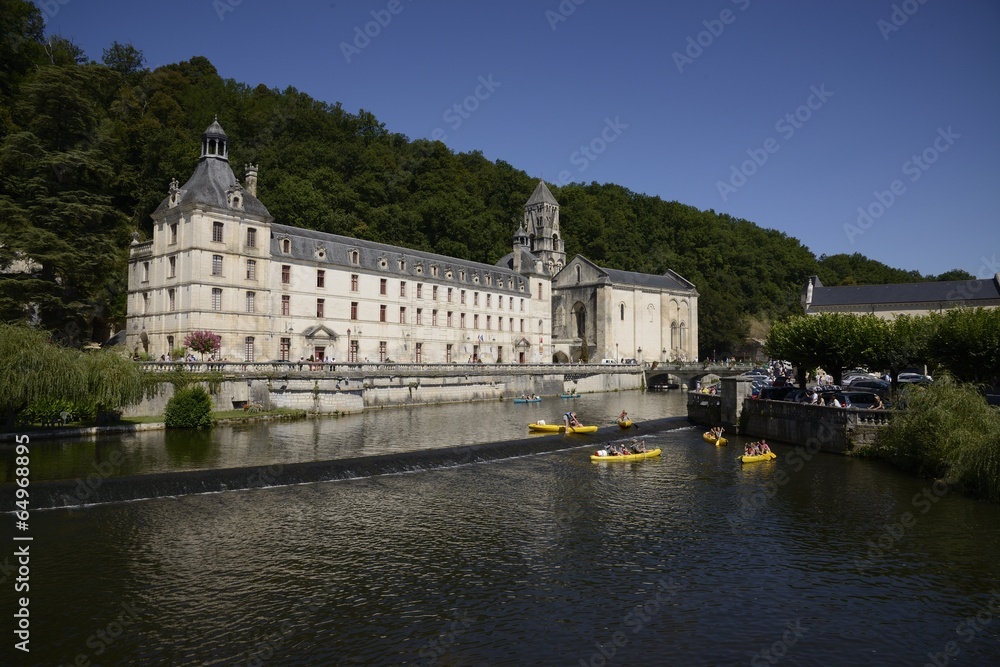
[{"xmin": 4, "ymin": 391, "xmax": 1000, "ymax": 666}]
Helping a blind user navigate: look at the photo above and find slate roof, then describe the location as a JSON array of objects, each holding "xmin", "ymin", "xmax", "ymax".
[
  {"xmin": 525, "ymin": 181, "xmax": 558, "ymax": 207},
  {"xmin": 809, "ymin": 277, "xmax": 1000, "ymax": 307},
  {"xmin": 270, "ymin": 223, "xmax": 530, "ymax": 294},
  {"xmin": 602, "ymin": 266, "xmax": 697, "ymax": 293},
  {"xmin": 152, "ymin": 157, "xmax": 272, "ymax": 219}
]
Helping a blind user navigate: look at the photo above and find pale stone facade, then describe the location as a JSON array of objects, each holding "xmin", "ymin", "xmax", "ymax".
[
  {"xmin": 550, "ymin": 255, "xmax": 699, "ymax": 364},
  {"xmin": 126, "ymin": 121, "xmax": 551, "ymax": 363},
  {"xmin": 126, "ymin": 122, "xmax": 698, "ymax": 364}
]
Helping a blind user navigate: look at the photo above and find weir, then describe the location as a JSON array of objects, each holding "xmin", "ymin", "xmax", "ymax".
[{"xmin": 22, "ymin": 417, "xmax": 689, "ymax": 510}]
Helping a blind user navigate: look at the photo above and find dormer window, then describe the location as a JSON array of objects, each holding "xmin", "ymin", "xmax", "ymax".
[
  {"xmin": 314, "ymin": 245, "xmax": 326, "ymax": 260},
  {"xmin": 353, "ymin": 251, "xmax": 362, "ymax": 266},
  {"xmin": 399, "ymin": 258, "xmax": 406, "ymax": 271},
  {"xmin": 377, "ymin": 256, "xmax": 387, "ymax": 269},
  {"xmin": 281, "ymin": 238, "xmax": 291, "ymax": 253}
]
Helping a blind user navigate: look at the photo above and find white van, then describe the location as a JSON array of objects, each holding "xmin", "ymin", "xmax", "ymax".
[{"xmin": 600, "ymin": 358, "xmax": 618, "ymax": 364}]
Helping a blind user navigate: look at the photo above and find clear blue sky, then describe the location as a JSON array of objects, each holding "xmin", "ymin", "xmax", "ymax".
[{"xmin": 43, "ymin": 0, "xmax": 1000, "ymax": 277}]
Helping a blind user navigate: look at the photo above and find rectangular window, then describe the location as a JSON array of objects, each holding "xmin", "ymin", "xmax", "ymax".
[
  {"xmin": 142, "ymin": 262, "xmax": 150, "ymax": 282},
  {"xmin": 349, "ymin": 273, "xmax": 358, "ymax": 292},
  {"xmin": 246, "ymin": 291, "xmax": 255, "ymax": 313},
  {"xmin": 168, "ymin": 256, "xmax": 176, "ymax": 278},
  {"xmin": 319, "ymin": 270, "xmax": 327, "ymax": 288},
  {"xmin": 281, "ymin": 295, "xmax": 290, "ymax": 316},
  {"xmin": 447, "ymin": 311, "xmax": 453, "ymax": 327},
  {"xmin": 446, "ymin": 344, "xmax": 453, "ymax": 363},
  {"xmin": 509, "ymin": 296, "xmax": 513, "ymax": 310},
  {"xmin": 211, "ymin": 288, "xmax": 222, "ymax": 311},
  {"xmin": 417, "ymin": 283, "xmax": 423, "ymax": 299},
  {"xmin": 380, "ymin": 278, "xmax": 387, "ymax": 295},
  {"xmin": 416, "ymin": 308, "xmax": 422, "ymax": 325},
  {"xmin": 432, "ymin": 266, "xmax": 439, "ymax": 277},
  {"xmin": 168, "ymin": 289, "xmax": 176, "ymax": 311},
  {"xmin": 461, "ymin": 290, "xmax": 466, "ymax": 305},
  {"xmin": 246, "ymin": 259, "xmax": 256, "ymax": 280},
  {"xmin": 520, "ymin": 319, "xmax": 525, "ymax": 332},
  {"xmin": 212, "ymin": 254, "xmax": 222, "ymax": 276},
  {"xmin": 400, "ymin": 281, "xmax": 407, "ymax": 298},
  {"xmin": 349, "ymin": 340, "xmax": 358, "ymax": 363},
  {"xmin": 486, "ymin": 315, "xmax": 491, "ymax": 330},
  {"xmin": 280, "ymin": 338, "xmax": 291, "ymax": 362},
  {"xmin": 415, "ymin": 342, "xmax": 422, "ymax": 363},
  {"xmin": 167, "ymin": 335, "xmax": 174, "ymax": 352},
  {"xmin": 499, "ymin": 317, "xmax": 504, "ymax": 331},
  {"xmin": 520, "ymin": 298, "xmax": 525, "ymax": 312},
  {"xmin": 447, "ymin": 287, "xmax": 453, "ymax": 303},
  {"xmin": 474, "ymin": 292, "xmax": 479, "ymax": 306},
  {"xmin": 212, "ymin": 221, "xmax": 223, "ymax": 243},
  {"xmin": 509, "ymin": 317, "xmax": 514, "ymax": 332},
  {"xmin": 351, "ymin": 301, "xmax": 358, "ymax": 320},
  {"xmin": 432, "ymin": 285, "xmax": 438, "ymax": 301},
  {"xmin": 460, "ymin": 313, "xmax": 466, "ymax": 328},
  {"xmin": 499, "ymin": 296, "xmax": 504, "ymax": 310},
  {"xmin": 380, "ymin": 305, "xmax": 387, "ymax": 322},
  {"xmin": 317, "ymin": 298, "xmax": 325, "ymax": 318},
  {"xmin": 246, "ymin": 227, "xmax": 257, "ymax": 248},
  {"xmin": 538, "ymin": 282, "xmax": 542, "ymax": 300},
  {"xmin": 281, "ymin": 265, "xmax": 290, "ymax": 284},
  {"xmin": 169, "ymin": 223, "xmax": 178, "ymax": 245},
  {"xmin": 497, "ymin": 345, "xmax": 503, "ymax": 363},
  {"xmin": 486, "ymin": 294, "xmax": 491, "ymax": 308},
  {"xmin": 142, "ymin": 292, "xmax": 149, "ymax": 314},
  {"xmin": 379, "ymin": 341, "xmax": 387, "ymax": 362},
  {"xmin": 399, "ymin": 307, "xmax": 406, "ymax": 324},
  {"xmin": 245, "ymin": 336, "xmax": 255, "ymax": 362},
  {"xmin": 432, "ymin": 309, "xmax": 438, "ymax": 326},
  {"xmin": 474, "ymin": 314, "xmax": 479, "ymax": 329}
]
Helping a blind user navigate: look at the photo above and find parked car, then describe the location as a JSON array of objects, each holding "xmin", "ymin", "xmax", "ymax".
[
  {"xmin": 898, "ymin": 372, "xmax": 933, "ymax": 383},
  {"xmin": 758, "ymin": 385, "xmax": 797, "ymax": 401},
  {"xmin": 849, "ymin": 378, "xmax": 890, "ymax": 395},
  {"xmin": 782, "ymin": 389, "xmax": 815, "ymax": 404},
  {"xmin": 826, "ymin": 390, "xmax": 890, "ymax": 410}
]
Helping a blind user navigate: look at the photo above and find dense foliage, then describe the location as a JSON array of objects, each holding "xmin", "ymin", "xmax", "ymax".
[
  {"xmin": 765, "ymin": 310, "xmax": 1000, "ymax": 389},
  {"xmin": 163, "ymin": 385, "xmax": 213, "ymax": 429},
  {"xmin": 868, "ymin": 377, "xmax": 1000, "ymax": 504},
  {"xmin": 0, "ymin": 321, "xmax": 142, "ymax": 428},
  {"xmin": 0, "ymin": 0, "xmax": 972, "ymax": 355}
]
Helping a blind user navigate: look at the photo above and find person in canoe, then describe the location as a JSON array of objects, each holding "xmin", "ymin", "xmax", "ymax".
[
  {"xmin": 630, "ymin": 437, "xmax": 646, "ymax": 453},
  {"xmin": 564, "ymin": 411, "xmax": 582, "ymax": 428},
  {"xmin": 619, "ymin": 410, "xmax": 629, "ymax": 421}
]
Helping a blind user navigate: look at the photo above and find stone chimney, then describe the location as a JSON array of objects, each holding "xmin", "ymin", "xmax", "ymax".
[{"xmin": 245, "ymin": 164, "xmax": 258, "ymax": 197}]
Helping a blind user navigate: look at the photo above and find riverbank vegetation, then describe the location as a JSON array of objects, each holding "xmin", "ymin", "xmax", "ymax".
[
  {"xmin": 766, "ymin": 309, "xmax": 1000, "ymax": 389},
  {"xmin": 865, "ymin": 378, "xmax": 1000, "ymax": 504},
  {"xmin": 766, "ymin": 311, "xmax": 1000, "ymax": 502},
  {"xmin": 0, "ymin": 0, "xmax": 973, "ymax": 358},
  {"xmin": 0, "ymin": 322, "xmax": 144, "ymax": 430}
]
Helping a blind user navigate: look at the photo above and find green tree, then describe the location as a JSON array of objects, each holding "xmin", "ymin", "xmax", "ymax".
[
  {"xmin": 0, "ymin": 323, "xmax": 84, "ymax": 429},
  {"xmin": 926, "ymin": 308, "xmax": 1000, "ymax": 385},
  {"xmin": 79, "ymin": 350, "xmax": 144, "ymax": 423},
  {"xmin": 765, "ymin": 314, "xmax": 869, "ymax": 386}
]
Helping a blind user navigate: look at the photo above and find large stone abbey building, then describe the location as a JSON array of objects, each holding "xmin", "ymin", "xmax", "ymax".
[{"xmin": 126, "ymin": 121, "xmax": 698, "ymax": 364}]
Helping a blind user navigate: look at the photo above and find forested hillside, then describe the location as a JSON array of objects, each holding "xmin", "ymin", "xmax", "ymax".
[{"xmin": 0, "ymin": 0, "xmax": 971, "ymax": 355}]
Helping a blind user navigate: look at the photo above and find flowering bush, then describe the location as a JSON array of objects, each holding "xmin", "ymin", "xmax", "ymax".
[{"xmin": 184, "ymin": 331, "xmax": 221, "ymax": 359}]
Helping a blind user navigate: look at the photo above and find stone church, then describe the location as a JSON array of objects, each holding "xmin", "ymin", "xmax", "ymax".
[{"xmin": 126, "ymin": 121, "xmax": 698, "ymax": 364}]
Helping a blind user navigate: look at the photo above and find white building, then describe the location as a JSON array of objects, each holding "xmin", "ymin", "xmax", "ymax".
[{"xmin": 126, "ymin": 120, "xmax": 697, "ymax": 364}]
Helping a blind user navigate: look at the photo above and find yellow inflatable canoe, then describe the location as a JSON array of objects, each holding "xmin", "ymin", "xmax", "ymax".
[
  {"xmin": 528, "ymin": 423, "xmax": 598, "ymax": 434},
  {"xmin": 739, "ymin": 451, "xmax": 777, "ymax": 464},
  {"xmin": 591, "ymin": 448, "xmax": 662, "ymax": 462},
  {"xmin": 702, "ymin": 432, "xmax": 728, "ymax": 446}
]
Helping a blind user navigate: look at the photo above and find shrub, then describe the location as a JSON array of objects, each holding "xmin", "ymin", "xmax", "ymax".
[
  {"xmin": 871, "ymin": 376, "xmax": 1000, "ymax": 503},
  {"xmin": 164, "ymin": 386, "xmax": 214, "ymax": 429}
]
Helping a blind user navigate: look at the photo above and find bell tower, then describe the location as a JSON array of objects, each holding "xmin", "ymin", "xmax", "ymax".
[{"xmin": 522, "ymin": 180, "xmax": 566, "ymax": 276}]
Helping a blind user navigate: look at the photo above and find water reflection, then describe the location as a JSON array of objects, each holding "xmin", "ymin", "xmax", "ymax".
[{"xmin": 24, "ymin": 426, "xmax": 1000, "ymax": 666}]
